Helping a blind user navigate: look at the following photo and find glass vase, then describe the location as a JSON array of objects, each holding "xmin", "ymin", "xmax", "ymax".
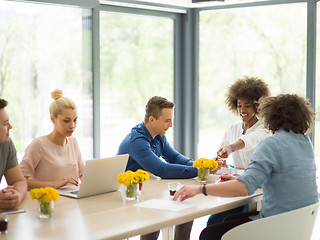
[
  {"xmin": 125, "ymin": 182, "xmax": 139, "ymax": 201},
  {"xmin": 198, "ymin": 168, "xmax": 210, "ymax": 183},
  {"xmin": 38, "ymin": 200, "xmax": 54, "ymax": 219}
]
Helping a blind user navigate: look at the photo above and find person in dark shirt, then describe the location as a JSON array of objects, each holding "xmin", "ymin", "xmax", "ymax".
[
  {"xmin": 0, "ymin": 98, "xmax": 27, "ymax": 210},
  {"xmin": 117, "ymin": 96, "xmax": 197, "ymax": 179},
  {"xmin": 117, "ymin": 96, "xmax": 197, "ymax": 240}
]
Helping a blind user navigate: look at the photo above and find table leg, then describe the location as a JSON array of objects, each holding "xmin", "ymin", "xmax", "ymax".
[
  {"xmin": 249, "ymin": 200, "xmax": 262, "ymax": 212},
  {"xmin": 248, "ymin": 202, "xmax": 257, "ymax": 212},
  {"xmin": 162, "ymin": 226, "xmax": 174, "ymax": 240}
]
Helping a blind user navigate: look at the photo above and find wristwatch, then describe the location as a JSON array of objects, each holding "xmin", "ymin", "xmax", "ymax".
[{"xmin": 201, "ymin": 184, "xmax": 207, "ymax": 196}]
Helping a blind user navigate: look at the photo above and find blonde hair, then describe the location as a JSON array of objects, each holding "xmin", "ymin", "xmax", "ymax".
[{"xmin": 49, "ymin": 89, "xmax": 76, "ymax": 118}]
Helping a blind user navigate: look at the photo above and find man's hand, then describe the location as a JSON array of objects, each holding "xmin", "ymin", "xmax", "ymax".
[
  {"xmin": 0, "ymin": 186, "xmax": 21, "ymax": 210},
  {"xmin": 3, "ymin": 166, "xmax": 27, "ymax": 210}
]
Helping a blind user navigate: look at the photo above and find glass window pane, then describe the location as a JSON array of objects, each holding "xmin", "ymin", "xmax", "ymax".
[
  {"xmin": 199, "ymin": 4, "xmax": 307, "ymax": 158},
  {"xmin": 0, "ymin": 1, "xmax": 93, "ymax": 160},
  {"xmin": 100, "ymin": 12, "xmax": 174, "ymax": 157},
  {"xmin": 316, "ymin": 2, "xmax": 320, "ymax": 161}
]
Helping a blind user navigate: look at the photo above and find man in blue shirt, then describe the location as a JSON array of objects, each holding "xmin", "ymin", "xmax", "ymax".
[
  {"xmin": 117, "ymin": 96, "xmax": 197, "ymax": 240},
  {"xmin": 117, "ymin": 96, "xmax": 197, "ymax": 179}
]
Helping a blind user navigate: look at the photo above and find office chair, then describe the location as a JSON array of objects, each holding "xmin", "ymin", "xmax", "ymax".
[{"xmin": 222, "ymin": 202, "xmax": 319, "ymax": 240}]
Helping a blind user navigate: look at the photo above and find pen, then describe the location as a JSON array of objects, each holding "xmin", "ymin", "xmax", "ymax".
[
  {"xmin": 214, "ymin": 157, "xmax": 227, "ymax": 168},
  {"xmin": 216, "ymin": 175, "xmax": 223, "ymax": 183}
]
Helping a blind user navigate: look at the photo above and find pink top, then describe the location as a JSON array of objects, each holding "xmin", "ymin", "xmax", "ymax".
[{"xmin": 20, "ymin": 136, "xmax": 84, "ymax": 181}]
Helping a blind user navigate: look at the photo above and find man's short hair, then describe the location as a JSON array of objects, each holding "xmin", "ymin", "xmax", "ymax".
[
  {"xmin": 144, "ymin": 96, "xmax": 174, "ymax": 123},
  {"xmin": 0, "ymin": 99, "xmax": 8, "ymax": 109}
]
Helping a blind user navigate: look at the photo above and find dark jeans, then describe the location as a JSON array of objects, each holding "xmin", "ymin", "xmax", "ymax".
[
  {"xmin": 200, "ymin": 211, "xmax": 259, "ymax": 240},
  {"xmin": 140, "ymin": 221, "xmax": 193, "ymax": 240},
  {"xmin": 207, "ymin": 204, "xmax": 249, "ymax": 226}
]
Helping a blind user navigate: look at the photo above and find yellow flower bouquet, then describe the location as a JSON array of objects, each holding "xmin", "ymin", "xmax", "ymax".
[
  {"xmin": 135, "ymin": 169, "xmax": 150, "ymax": 190},
  {"xmin": 30, "ymin": 187, "xmax": 60, "ymax": 218},
  {"xmin": 193, "ymin": 158, "xmax": 219, "ymax": 182},
  {"xmin": 118, "ymin": 169, "xmax": 150, "ymax": 200}
]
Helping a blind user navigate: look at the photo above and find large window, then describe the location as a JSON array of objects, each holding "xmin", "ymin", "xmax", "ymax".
[
  {"xmin": 1, "ymin": 0, "xmax": 318, "ymax": 163},
  {"xmin": 316, "ymin": 2, "xmax": 320, "ymax": 160},
  {"xmin": 99, "ymin": 11, "xmax": 174, "ymax": 157},
  {"xmin": 198, "ymin": 4, "xmax": 307, "ymax": 159},
  {"xmin": 0, "ymin": 1, "xmax": 93, "ymax": 160}
]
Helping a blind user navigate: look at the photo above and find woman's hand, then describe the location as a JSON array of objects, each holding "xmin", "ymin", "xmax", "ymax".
[
  {"xmin": 219, "ymin": 173, "xmax": 236, "ymax": 182},
  {"xmin": 172, "ymin": 185, "xmax": 200, "ymax": 202},
  {"xmin": 217, "ymin": 145, "xmax": 233, "ymax": 158},
  {"xmin": 52, "ymin": 177, "xmax": 79, "ymax": 189},
  {"xmin": 210, "ymin": 158, "xmax": 224, "ymax": 174}
]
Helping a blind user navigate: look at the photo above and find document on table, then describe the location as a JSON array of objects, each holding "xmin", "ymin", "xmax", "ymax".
[
  {"xmin": 134, "ymin": 199, "xmax": 194, "ymax": 212},
  {"xmin": 0, "ymin": 208, "xmax": 26, "ymax": 215},
  {"xmin": 216, "ymin": 168, "xmax": 245, "ymax": 176}
]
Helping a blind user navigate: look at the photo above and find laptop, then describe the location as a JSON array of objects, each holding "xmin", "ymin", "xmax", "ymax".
[{"xmin": 57, "ymin": 154, "xmax": 129, "ymax": 199}]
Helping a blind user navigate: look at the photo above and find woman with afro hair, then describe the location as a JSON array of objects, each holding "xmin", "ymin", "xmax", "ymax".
[
  {"xmin": 217, "ymin": 76, "xmax": 271, "ymax": 169},
  {"xmin": 174, "ymin": 94, "xmax": 318, "ymax": 240},
  {"xmin": 207, "ymin": 76, "xmax": 271, "ymax": 226}
]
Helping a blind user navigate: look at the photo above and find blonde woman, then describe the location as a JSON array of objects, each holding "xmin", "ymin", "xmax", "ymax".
[{"xmin": 20, "ymin": 89, "xmax": 84, "ymax": 190}]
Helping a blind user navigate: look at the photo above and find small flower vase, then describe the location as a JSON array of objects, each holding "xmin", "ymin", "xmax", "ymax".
[
  {"xmin": 198, "ymin": 168, "xmax": 210, "ymax": 183},
  {"xmin": 125, "ymin": 182, "xmax": 139, "ymax": 201},
  {"xmin": 38, "ymin": 200, "xmax": 54, "ymax": 218}
]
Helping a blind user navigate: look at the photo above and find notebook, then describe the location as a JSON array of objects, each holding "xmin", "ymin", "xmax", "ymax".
[{"xmin": 57, "ymin": 154, "xmax": 129, "ymax": 199}]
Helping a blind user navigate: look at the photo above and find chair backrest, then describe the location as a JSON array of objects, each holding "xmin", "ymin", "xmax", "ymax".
[{"xmin": 222, "ymin": 202, "xmax": 319, "ymax": 240}]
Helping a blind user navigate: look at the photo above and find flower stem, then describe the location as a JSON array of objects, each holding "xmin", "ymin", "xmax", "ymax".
[
  {"xmin": 39, "ymin": 201, "xmax": 53, "ymax": 215},
  {"xmin": 198, "ymin": 168, "xmax": 209, "ymax": 181},
  {"xmin": 126, "ymin": 183, "xmax": 138, "ymax": 198}
]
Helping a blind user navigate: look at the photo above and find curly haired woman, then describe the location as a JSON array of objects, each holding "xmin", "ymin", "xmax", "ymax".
[
  {"xmin": 217, "ymin": 76, "xmax": 271, "ymax": 169},
  {"xmin": 174, "ymin": 94, "xmax": 318, "ymax": 240},
  {"xmin": 207, "ymin": 76, "xmax": 271, "ymax": 226}
]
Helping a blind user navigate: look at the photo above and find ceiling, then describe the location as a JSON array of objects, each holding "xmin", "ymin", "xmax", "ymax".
[{"xmin": 130, "ymin": 0, "xmax": 251, "ymax": 7}]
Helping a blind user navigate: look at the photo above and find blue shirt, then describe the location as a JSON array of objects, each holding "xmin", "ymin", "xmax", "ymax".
[
  {"xmin": 117, "ymin": 122, "xmax": 197, "ymax": 179},
  {"xmin": 238, "ymin": 129, "xmax": 319, "ymax": 219}
]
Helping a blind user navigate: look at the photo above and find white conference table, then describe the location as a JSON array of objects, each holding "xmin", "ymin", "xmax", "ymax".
[{"xmin": 1, "ymin": 176, "xmax": 263, "ymax": 240}]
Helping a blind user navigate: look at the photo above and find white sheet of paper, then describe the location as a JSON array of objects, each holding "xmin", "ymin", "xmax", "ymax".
[
  {"xmin": 0, "ymin": 208, "xmax": 26, "ymax": 215},
  {"xmin": 134, "ymin": 199, "xmax": 194, "ymax": 212},
  {"xmin": 235, "ymin": 169, "xmax": 245, "ymax": 175}
]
